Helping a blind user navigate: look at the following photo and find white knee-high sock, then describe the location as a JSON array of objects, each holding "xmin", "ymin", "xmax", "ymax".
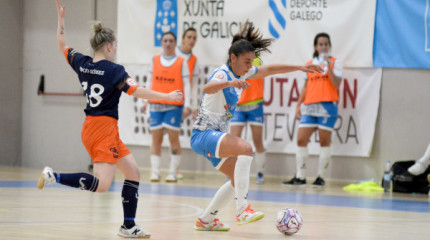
[
  {"xmin": 255, "ymin": 152, "xmax": 266, "ymax": 174},
  {"xmin": 150, "ymin": 155, "xmax": 160, "ymax": 175},
  {"xmin": 169, "ymin": 154, "xmax": 181, "ymax": 175},
  {"xmin": 296, "ymin": 147, "xmax": 308, "ymax": 179},
  {"xmin": 318, "ymin": 147, "xmax": 331, "ymax": 178},
  {"xmin": 200, "ymin": 181, "xmax": 235, "ymax": 223},
  {"xmin": 234, "ymin": 155, "xmax": 253, "ymax": 215}
]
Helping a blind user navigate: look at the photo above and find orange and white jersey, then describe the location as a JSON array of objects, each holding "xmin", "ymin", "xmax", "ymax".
[{"xmin": 304, "ymin": 56, "xmax": 342, "ymax": 105}]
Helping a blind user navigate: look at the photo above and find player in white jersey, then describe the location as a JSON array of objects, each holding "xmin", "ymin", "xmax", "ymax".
[
  {"xmin": 175, "ymin": 28, "xmax": 200, "ymax": 180},
  {"xmin": 191, "ymin": 21, "xmax": 322, "ymax": 231}
]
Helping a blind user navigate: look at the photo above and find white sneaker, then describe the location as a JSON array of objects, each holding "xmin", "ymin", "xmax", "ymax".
[
  {"xmin": 150, "ymin": 173, "xmax": 160, "ymax": 182},
  {"xmin": 165, "ymin": 173, "xmax": 177, "ymax": 183},
  {"xmin": 117, "ymin": 225, "xmax": 150, "ymax": 238},
  {"xmin": 236, "ymin": 205, "xmax": 264, "ymax": 225},
  {"xmin": 37, "ymin": 166, "xmax": 56, "ymax": 189}
]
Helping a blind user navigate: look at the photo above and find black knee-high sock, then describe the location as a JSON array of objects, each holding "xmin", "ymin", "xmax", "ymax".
[
  {"xmin": 122, "ymin": 180, "xmax": 140, "ymax": 228},
  {"xmin": 54, "ymin": 172, "xmax": 99, "ymax": 192}
]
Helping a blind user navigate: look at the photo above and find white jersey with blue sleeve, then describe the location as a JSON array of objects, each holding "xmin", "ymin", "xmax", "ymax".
[{"xmin": 193, "ymin": 64, "xmax": 257, "ymax": 133}]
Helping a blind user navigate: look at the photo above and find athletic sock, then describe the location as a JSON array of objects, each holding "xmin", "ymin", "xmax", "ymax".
[
  {"xmin": 255, "ymin": 152, "xmax": 266, "ymax": 174},
  {"xmin": 56, "ymin": 172, "xmax": 99, "ymax": 192},
  {"xmin": 296, "ymin": 147, "xmax": 308, "ymax": 179},
  {"xmin": 317, "ymin": 147, "xmax": 331, "ymax": 178},
  {"xmin": 169, "ymin": 154, "xmax": 181, "ymax": 175},
  {"xmin": 122, "ymin": 180, "xmax": 140, "ymax": 228},
  {"xmin": 150, "ymin": 155, "xmax": 161, "ymax": 175},
  {"xmin": 200, "ymin": 181, "xmax": 235, "ymax": 223},
  {"xmin": 234, "ymin": 155, "xmax": 253, "ymax": 215}
]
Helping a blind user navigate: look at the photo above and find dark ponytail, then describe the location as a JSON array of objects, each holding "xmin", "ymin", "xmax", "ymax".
[
  {"xmin": 312, "ymin": 32, "xmax": 331, "ymax": 58},
  {"xmin": 227, "ymin": 21, "xmax": 273, "ymax": 64}
]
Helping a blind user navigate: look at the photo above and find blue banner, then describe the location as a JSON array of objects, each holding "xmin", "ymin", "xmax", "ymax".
[
  {"xmin": 154, "ymin": 0, "xmax": 178, "ymax": 47},
  {"xmin": 373, "ymin": 0, "xmax": 430, "ymax": 69}
]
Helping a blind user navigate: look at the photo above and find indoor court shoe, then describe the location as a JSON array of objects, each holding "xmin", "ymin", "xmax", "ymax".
[
  {"xmin": 176, "ymin": 171, "xmax": 184, "ymax": 180},
  {"xmin": 117, "ymin": 225, "xmax": 150, "ymax": 238},
  {"xmin": 282, "ymin": 177, "xmax": 306, "ymax": 187},
  {"xmin": 255, "ymin": 172, "xmax": 264, "ymax": 184},
  {"xmin": 312, "ymin": 176, "xmax": 325, "ymax": 188},
  {"xmin": 37, "ymin": 166, "xmax": 56, "ymax": 189},
  {"xmin": 236, "ymin": 205, "xmax": 264, "ymax": 225},
  {"xmin": 165, "ymin": 173, "xmax": 178, "ymax": 183},
  {"xmin": 194, "ymin": 218, "xmax": 230, "ymax": 231},
  {"xmin": 149, "ymin": 173, "xmax": 160, "ymax": 182}
]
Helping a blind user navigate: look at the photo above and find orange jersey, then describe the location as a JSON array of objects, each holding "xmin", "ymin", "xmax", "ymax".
[
  {"xmin": 304, "ymin": 57, "xmax": 339, "ymax": 104},
  {"xmin": 81, "ymin": 116, "xmax": 130, "ymax": 164},
  {"xmin": 238, "ymin": 57, "xmax": 264, "ymax": 105},
  {"xmin": 150, "ymin": 55, "xmax": 185, "ymax": 105},
  {"xmin": 187, "ymin": 54, "xmax": 197, "ymax": 83}
]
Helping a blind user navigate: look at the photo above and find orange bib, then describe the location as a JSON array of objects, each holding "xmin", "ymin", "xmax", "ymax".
[
  {"xmin": 238, "ymin": 57, "xmax": 264, "ymax": 105},
  {"xmin": 187, "ymin": 54, "xmax": 197, "ymax": 83},
  {"xmin": 304, "ymin": 57, "xmax": 339, "ymax": 105},
  {"xmin": 150, "ymin": 55, "xmax": 185, "ymax": 105}
]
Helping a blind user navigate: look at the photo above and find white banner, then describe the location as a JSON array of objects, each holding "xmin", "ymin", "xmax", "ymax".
[
  {"xmin": 117, "ymin": 0, "xmax": 376, "ymax": 67},
  {"xmin": 118, "ymin": 66, "xmax": 381, "ymax": 157}
]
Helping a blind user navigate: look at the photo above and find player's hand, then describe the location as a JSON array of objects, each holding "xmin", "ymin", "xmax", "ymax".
[
  {"xmin": 183, "ymin": 107, "xmax": 192, "ymax": 119},
  {"xmin": 300, "ymin": 64, "xmax": 323, "ymax": 73},
  {"xmin": 141, "ymin": 102, "xmax": 148, "ymax": 113},
  {"xmin": 55, "ymin": 0, "xmax": 65, "ymax": 18},
  {"xmin": 232, "ymin": 79, "xmax": 250, "ymax": 90},
  {"xmin": 192, "ymin": 109, "xmax": 198, "ymax": 120},
  {"xmin": 295, "ymin": 105, "xmax": 302, "ymax": 120},
  {"xmin": 167, "ymin": 90, "xmax": 183, "ymax": 102}
]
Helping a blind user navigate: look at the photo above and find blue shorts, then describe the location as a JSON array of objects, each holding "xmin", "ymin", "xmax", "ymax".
[
  {"xmin": 230, "ymin": 102, "xmax": 264, "ymax": 126},
  {"xmin": 191, "ymin": 129, "xmax": 227, "ymax": 169},
  {"xmin": 299, "ymin": 115, "xmax": 338, "ymax": 131},
  {"xmin": 150, "ymin": 106, "xmax": 183, "ymax": 130},
  {"xmin": 299, "ymin": 102, "xmax": 338, "ymax": 131}
]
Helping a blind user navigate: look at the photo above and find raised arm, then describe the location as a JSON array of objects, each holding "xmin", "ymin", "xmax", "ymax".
[
  {"xmin": 252, "ymin": 64, "xmax": 322, "ymax": 79},
  {"xmin": 56, "ymin": 0, "xmax": 67, "ymax": 53}
]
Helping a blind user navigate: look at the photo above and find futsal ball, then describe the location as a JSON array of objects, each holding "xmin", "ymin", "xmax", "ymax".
[{"xmin": 275, "ymin": 208, "xmax": 303, "ymax": 235}]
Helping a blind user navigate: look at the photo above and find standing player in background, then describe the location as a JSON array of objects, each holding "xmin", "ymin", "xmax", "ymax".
[
  {"xmin": 141, "ymin": 32, "xmax": 192, "ymax": 183},
  {"xmin": 175, "ymin": 27, "xmax": 199, "ymax": 179},
  {"xmin": 191, "ymin": 21, "xmax": 322, "ymax": 231},
  {"xmin": 283, "ymin": 32, "xmax": 342, "ymax": 188},
  {"xmin": 230, "ymin": 57, "xmax": 266, "ymax": 184},
  {"xmin": 37, "ymin": 1, "xmax": 182, "ymax": 238}
]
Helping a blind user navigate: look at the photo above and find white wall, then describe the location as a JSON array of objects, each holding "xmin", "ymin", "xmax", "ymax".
[
  {"xmin": 0, "ymin": 0, "xmax": 23, "ymax": 166},
  {"xmin": 8, "ymin": 0, "xmax": 430, "ymax": 182}
]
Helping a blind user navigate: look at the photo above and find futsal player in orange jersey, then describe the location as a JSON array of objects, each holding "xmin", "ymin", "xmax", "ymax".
[
  {"xmin": 283, "ymin": 33, "xmax": 342, "ymax": 188},
  {"xmin": 37, "ymin": 1, "xmax": 182, "ymax": 238},
  {"xmin": 142, "ymin": 32, "xmax": 192, "ymax": 183}
]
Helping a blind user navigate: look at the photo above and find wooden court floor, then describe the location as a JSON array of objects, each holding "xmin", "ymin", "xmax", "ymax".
[{"xmin": 0, "ymin": 166, "xmax": 429, "ymax": 240}]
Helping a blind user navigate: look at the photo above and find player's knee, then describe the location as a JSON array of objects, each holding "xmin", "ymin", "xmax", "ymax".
[
  {"xmin": 241, "ymin": 142, "xmax": 253, "ymax": 156},
  {"xmin": 96, "ymin": 181, "xmax": 111, "ymax": 193},
  {"xmin": 297, "ymin": 138, "xmax": 308, "ymax": 146}
]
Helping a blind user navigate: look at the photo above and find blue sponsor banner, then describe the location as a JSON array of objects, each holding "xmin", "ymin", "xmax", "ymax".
[
  {"xmin": 373, "ymin": 0, "xmax": 430, "ymax": 69},
  {"xmin": 154, "ymin": 0, "xmax": 178, "ymax": 47}
]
